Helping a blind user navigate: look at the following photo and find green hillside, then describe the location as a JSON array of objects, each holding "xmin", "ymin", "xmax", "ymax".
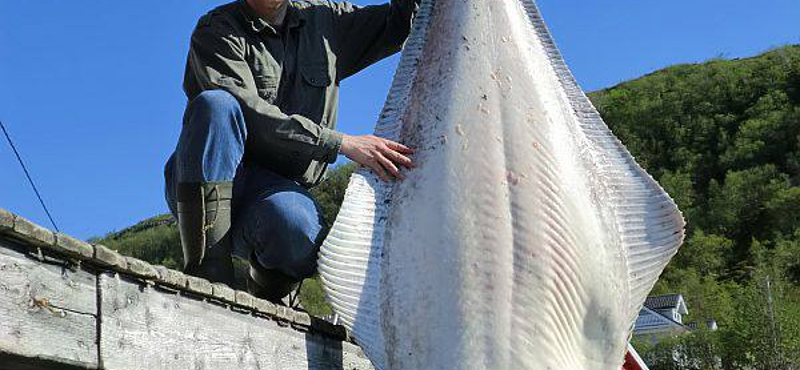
[
  {"xmin": 591, "ymin": 45, "xmax": 800, "ymax": 369},
  {"xmin": 93, "ymin": 46, "xmax": 799, "ymax": 369}
]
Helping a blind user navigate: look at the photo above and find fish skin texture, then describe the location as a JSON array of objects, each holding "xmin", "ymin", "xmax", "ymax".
[{"xmin": 318, "ymin": 0, "xmax": 685, "ymax": 369}]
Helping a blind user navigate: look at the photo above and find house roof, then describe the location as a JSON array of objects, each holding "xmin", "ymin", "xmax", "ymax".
[
  {"xmin": 644, "ymin": 294, "xmax": 688, "ymax": 315},
  {"xmin": 634, "ymin": 306, "xmax": 691, "ymax": 335}
]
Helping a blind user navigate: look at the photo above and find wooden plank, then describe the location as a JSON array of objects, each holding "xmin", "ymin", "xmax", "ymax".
[
  {"xmin": 0, "ymin": 239, "xmax": 98, "ymax": 368},
  {"xmin": 99, "ymin": 272, "xmax": 374, "ymax": 370}
]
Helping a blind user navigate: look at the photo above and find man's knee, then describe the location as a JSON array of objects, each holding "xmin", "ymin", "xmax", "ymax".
[
  {"xmin": 266, "ymin": 197, "xmax": 322, "ymax": 273},
  {"xmin": 191, "ymin": 89, "xmax": 239, "ymax": 112},
  {"xmin": 247, "ymin": 193, "xmax": 323, "ymax": 278},
  {"xmin": 185, "ymin": 90, "xmax": 245, "ymax": 133}
]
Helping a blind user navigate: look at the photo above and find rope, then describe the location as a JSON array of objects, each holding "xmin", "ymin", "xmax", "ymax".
[
  {"xmin": 0, "ymin": 120, "xmax": 60, "ymax": 232},
  {"xmin": 289, "ymin": 279, "xmax": 304, "ymax": 309}
]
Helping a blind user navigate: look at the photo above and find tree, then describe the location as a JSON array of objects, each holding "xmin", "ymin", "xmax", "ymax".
[{"xmin": 310, "ymin": 162, "xmax": 358, "ymax": 229}]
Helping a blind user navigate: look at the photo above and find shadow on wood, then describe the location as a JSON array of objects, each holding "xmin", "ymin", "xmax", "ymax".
[{"xmin": 0, "ymin": 352, "xmax": 94, "ymax": 370}]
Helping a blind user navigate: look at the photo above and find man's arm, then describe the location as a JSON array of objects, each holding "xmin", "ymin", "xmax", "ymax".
[
  {"xmin": 187, "ymin": 22, "xmax": 342, "ymax": 171},
  {"xmin": 326, "ymin": 0, "xmax": 420, "ymax": 180},
  {"xmin": 330, "ymin": 0, "xmax": 419, "ymax": 80},
  {"xmin": 188, "ymin": 16, "xmax": 415, "ymax": 182}
]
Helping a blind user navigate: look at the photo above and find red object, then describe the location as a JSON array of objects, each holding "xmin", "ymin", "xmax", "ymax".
[
  {"xmin": 622, "ymin": 344, "xmax": 648, "ymax": 370},
  {"xmin": 623, "ymin": 351, "xmax": 644, "ymax": 370}
]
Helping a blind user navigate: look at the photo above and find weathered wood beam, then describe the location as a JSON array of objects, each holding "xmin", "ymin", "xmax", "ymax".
[
  {"xmin": 0, "ymin": 240, "xmax": 98, "ymax": 368},
  {"xmin": 0, "ymin": 209, "xmax": 375, "ymax": 370},
  {"xmin": 99, "ymin": 272, "xmax": 371, "ymax": 369}
]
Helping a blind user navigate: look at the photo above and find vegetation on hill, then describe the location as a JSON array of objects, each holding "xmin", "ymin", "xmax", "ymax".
[
  {"xmin": 90, "ymin": 214, "xmax": 182, "ymax": 269},
  {"xmin": 590, "ymin": 45, "xmax": 799, "ymax": 369},
  {"xmin": 93, "ymin": 46, "xmax": 799, "ymax": 369}
]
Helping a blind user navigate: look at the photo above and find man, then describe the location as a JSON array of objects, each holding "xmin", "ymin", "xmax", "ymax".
[{"xmin": 164, "ymin": 0, "xmax": 418, "ymax": 303}]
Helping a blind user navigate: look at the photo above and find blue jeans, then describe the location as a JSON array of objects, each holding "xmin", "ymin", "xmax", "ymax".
[{"xmin": 164, "ymin": 90, "xmax": 325, "ymax": 280}]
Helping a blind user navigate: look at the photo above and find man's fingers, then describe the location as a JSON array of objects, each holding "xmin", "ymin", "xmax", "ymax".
[
  {"xmin": 368, "ymin": 160, "xmax": 391, "ymax": 182},
  {"xmin": 348, "ymin": 136, "xmax": 416, "ymax": 182},
  {"xmin": 382, "ymin": 148, "xmax": 414, "ymax": 169},
  {"xmin": 379, "ymin": 140, "xmax": 415, "ymax": 168},
  {"xmin": 377, "ymin": 153, "xmax": 405, "ymax": 180},
  {"xmin": 383, "ymin": 139, "xmax": 415, "ymax": 154}
]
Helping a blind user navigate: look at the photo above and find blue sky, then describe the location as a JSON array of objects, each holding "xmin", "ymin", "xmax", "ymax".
[{"xmin": 1, "ymin": 0, "xmax": 798, "ymax": 239}]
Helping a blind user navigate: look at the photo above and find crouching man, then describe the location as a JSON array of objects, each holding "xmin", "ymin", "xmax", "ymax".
[{"xmin": 164, "ymin": 0, "xmax": 418, "ymax": 304}]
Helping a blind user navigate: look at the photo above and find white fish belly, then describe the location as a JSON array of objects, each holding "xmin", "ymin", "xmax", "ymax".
[{"xmin": 319, "ymin": 1, "xmax": 685, "ymax": 369}]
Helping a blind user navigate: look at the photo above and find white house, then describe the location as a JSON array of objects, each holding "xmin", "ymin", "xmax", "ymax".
[{"xmin": 634, "ymin": 294, "xmax": 692, "ymax": 343}]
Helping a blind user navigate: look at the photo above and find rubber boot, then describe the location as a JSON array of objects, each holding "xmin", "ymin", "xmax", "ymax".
[
  {"xmin": 176, "ymin": 182, "xmax": 235, "ymax": 286},
  {"xmin": 247, "ymin": 252, "xmax": 301, "ymax": 305}
]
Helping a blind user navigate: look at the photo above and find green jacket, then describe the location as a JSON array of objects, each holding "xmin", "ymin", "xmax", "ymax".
[{"xmin": 184, "ymin": 0, "xmax": 419, "ymax": 187}]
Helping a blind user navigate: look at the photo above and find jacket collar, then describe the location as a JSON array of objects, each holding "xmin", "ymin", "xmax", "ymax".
[{"xmin": 239, "ymin": 0, "xmax": 304, "ymax": 35}]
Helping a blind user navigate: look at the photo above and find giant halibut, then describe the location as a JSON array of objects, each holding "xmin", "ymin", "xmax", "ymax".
[{"xmin": 318, "ymin": 0, "xmax": 685, "ymax": 369}]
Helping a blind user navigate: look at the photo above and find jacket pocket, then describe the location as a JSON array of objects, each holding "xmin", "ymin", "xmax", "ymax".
[
  {"xmin": 301, "ymin": 64, "xmax": 331, "ymax": 88},
  {"xmin": 254, "ymin": 75, "xmax": 278, "ymax": 101}
]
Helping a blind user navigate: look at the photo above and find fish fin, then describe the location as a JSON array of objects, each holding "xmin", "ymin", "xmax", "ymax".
[
  {"xmin": 317, "ymin": 1, "xmax": 437, "ymax": 368},
  {"xmin": 319, "ymin": 171, "xmax": 389, "ymax": 367},
  {"xmin": 517, "ymin": 0, "xmax": 686, "ymax": 325}
]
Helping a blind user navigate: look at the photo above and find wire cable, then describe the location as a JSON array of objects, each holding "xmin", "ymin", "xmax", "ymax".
[{"xmin": 0, "ymin": 120, "xmax": 60, "ymax": 232}]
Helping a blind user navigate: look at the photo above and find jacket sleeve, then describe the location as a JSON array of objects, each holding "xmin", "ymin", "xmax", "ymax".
[
  {"xmin": 330, "ymin": 0, "xmax": 419, "ymax": 80},
  {"xmin": 187, "ymin": 22, "xmax": 342, "ymax": 166}
]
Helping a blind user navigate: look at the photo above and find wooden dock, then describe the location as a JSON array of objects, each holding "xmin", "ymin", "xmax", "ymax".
[{"xmin": 0, "ymin": 208, "xmax": 374, "ymax": 370}]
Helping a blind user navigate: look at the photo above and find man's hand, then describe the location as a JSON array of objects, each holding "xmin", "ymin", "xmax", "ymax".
[{"xmin": 340, "ymin": 134, "xmax": 416, "ymax": 182}]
